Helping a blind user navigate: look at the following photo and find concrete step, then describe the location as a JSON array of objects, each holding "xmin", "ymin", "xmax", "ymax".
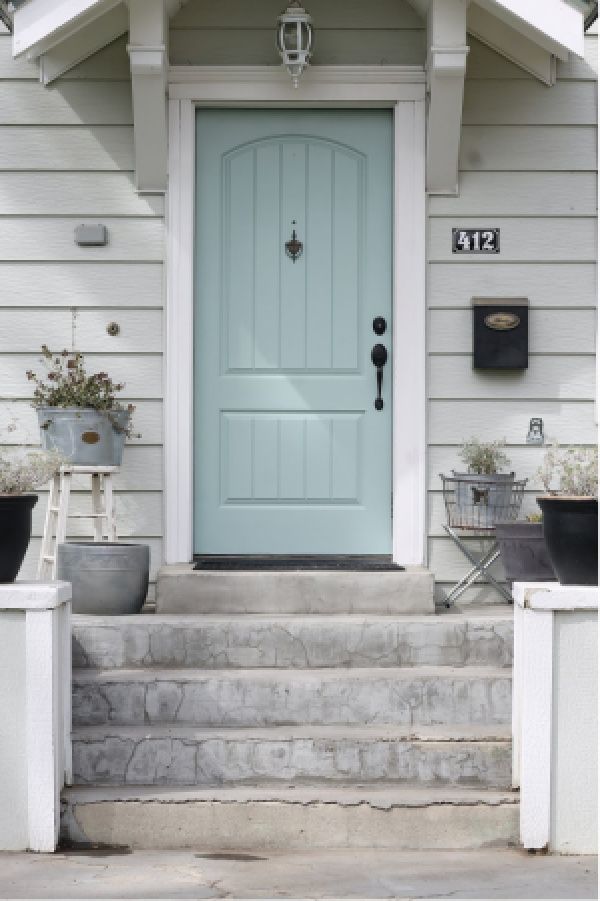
[
  {"xmin": 72, "ymin": 608, "xmax": 514, "ymax": 670},
  {"xmin": 61, "ymin": 784, "xmax": 520, "ymax": 850},
  {"xmin": 72, "ymin": 666, "xmax": 512, "ymax": 728},
  {"xmin": 71, "ymin": 724, "xmax": 512, "ymax": 789},
  {"xmin": 155, "ymin": 565, "xmax": 435, "ymax": 615}
]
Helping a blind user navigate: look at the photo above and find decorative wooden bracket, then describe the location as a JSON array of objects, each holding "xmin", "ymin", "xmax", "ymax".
[{"xmin": 426, "ymin": 0, "xmax": 469, "ymax": 195}]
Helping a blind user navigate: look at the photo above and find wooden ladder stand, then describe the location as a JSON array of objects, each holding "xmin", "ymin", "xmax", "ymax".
[{"xmin": 37, "ymin": 465, "xmax": 119, "ymax": 581}]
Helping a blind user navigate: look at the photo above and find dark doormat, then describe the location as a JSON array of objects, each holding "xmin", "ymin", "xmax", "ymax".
[{"xmin": 193, "ymin": 555, "xmax": 405, "ymax": 571}]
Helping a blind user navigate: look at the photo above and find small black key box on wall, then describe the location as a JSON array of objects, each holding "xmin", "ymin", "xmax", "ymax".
[{"xmin": 472, "ymin": 298, "xmax": 529, "ymax": 369}]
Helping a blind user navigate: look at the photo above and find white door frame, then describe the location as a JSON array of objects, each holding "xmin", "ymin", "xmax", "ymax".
[{"xmin": 165, "ymin": 67, "xmax": 427, "ymax": 565}]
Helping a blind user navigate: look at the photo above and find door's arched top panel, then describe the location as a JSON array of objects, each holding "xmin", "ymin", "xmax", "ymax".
[
  {"xmin": 223, "ymin": 137, "xmax": 365, "ymax": 373},
  {"xmin": 223, "ymin": 135, "xmax": 367, "ymax": 166}
]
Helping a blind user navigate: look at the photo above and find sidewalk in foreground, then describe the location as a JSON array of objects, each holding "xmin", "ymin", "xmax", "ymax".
[{"xmin": 0, "ymin": 848, "xmax": 596, "ymax": 899}]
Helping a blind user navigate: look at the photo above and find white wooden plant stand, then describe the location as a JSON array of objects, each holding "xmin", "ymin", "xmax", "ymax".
[{"xmin": 37, "ymin": 465, "xmax": 118, "ymax": 580}]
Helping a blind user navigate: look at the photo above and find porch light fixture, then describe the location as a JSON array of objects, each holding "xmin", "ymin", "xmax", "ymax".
[{"xmin": 276, "ymin": 0, "xmax": 313, "ymax": 88}]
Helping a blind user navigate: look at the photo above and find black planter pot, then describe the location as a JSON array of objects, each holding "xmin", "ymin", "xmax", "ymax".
[
  {"xmin": 0, "ymin": 494, "xmax": 38, "ymax": 582},
  {"xmin": 495, "ymin": 521, "xmax": 555, "ymax": 584},
  {"xmin": 536, "ymin": 496, "xmax": 598, "ymax": 586}
]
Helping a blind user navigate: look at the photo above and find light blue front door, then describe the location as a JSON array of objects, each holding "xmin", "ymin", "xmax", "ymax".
[{"xmin": 194, "ymin": 109, "xmax": 392, "ymax": 554}]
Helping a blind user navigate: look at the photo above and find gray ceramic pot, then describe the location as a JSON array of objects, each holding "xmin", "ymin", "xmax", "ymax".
[
  {"xmin": 38, "ymin": 407, "xmax": 130, "ymax": 466},
  {"xmin": 57, "ymin": 542, "xmax": 149, "ymax": 614},
  {"xmin": 495, "ymin": 521, "xmax": 555, "ymax": 584}
]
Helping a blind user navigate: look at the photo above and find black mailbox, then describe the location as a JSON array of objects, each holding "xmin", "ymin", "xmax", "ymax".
[{"xmin": 472, "ymin": 298, "xmax": 529, "ymax": 369}]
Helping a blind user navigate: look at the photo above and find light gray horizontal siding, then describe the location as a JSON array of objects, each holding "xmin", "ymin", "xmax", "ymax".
[
  {"xmin": 429, "ymin": 218, "xmax": 597, "ymax": 262},
  {"xmin": 0, "ymin": 263, "xmax": 163, "ymax": 306},
  {"xmin": 169, "ymin": 0, "xmax": 425, "ymax": 66},
  {"xmin": 429, "ymin": 34, "xmax": 597, "ymax": 595},
  {"xmin": 170, "ymin": 28, "xmax": 426, "ymax": 67},
  {"xmin": 428, "ymin": 400, "xmax": 597, "ymax": 445},
  {"xmin": 0, "ymin": 309, "xmax": 163, "ymax": 353},
  {"xmin": 463, "ymin": 81, "xmax": 597, "ymax": 125},
  {"xmin": 0, "ymin": 127, "xmax": 134, "ymax": 170},
  {"xmin": 458, "ymin": 126, "xmax": 597, "ymax": 170},
  {"xmin": 428, "ymin": 263, "xmax": 597, "ymax": 308},
  {"xmin": 0, "ymin": 354, "xmax": 162, "ymax": 399},
  {"xmin": 429, "ymin": 172, "xmax": 597, "ymax": 217},
  {"xmin": 0, "ymin": 173, "xmax": 163, "ymax": 215},
  {"xmin": 0, "ymin": 218, "xmax": 164, "ymax": 261},
  {"xmin": 0, "ymin": 33, "xmax": 165, "ymax": 591},
  {"xmin": 0, "ymin": 82, "xmax": 132, "ymax": 125}
]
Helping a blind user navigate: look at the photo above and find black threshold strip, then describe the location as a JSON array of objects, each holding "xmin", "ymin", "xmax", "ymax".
[{"xmin": 193, "ymin": 555, "xmax": 405, "ymax": 572}]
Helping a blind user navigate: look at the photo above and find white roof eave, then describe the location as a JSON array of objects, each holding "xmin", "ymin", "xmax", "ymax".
[{"xmin": 407, "ymin": 0, "xmax": 586, "ymax": 59}]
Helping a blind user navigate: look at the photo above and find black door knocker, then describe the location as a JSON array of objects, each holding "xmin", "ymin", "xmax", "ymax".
[{"xmin": 285, "ymin": 221, "xmax": 303, "ymax": 263}]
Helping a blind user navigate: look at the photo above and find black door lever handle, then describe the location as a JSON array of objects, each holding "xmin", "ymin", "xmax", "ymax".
[{"xmin": 371, "ymin": 343, "xmax": 388, "ymax": 410}]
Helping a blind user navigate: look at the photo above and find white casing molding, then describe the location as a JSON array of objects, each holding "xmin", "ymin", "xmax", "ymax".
[
  {"xmin": 426, "ymin": 0, "xmax": 469, "ymax": 195},
  {"xmin": 127, "ymin": 0, "xmax": 168, "ymax": 193},
  {"xmin": 39, "ymin": 2, "xmax": 128, "ymax": 83},
  {"xmin": 165, "ymin": 71, "xmax": 427, "ymax": 566}
]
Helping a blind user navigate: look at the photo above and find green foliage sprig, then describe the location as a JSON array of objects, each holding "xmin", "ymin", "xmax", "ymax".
[
  {"xmin": 26, "ymin": 347, "xmax": 138, "ymax": 439},
  {"xmin": 459, "ymin": 437, "xmax": 510, "ymax": 475}
]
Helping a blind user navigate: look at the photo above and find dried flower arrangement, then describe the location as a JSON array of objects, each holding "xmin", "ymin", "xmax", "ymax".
[
  {"xmin": 536, "ymin": 444, "xmax": 598, "ymax": 498},
  {"xmin": 0, "ymin": 426, "xmax": 63, "ymax": 495},
  {"xmin": 26, "ymin": 346, "xmax": 137, "ymax": 438},
  {"xmin": 458, "ymin": 437, "xmax": 510, "ymax": 475}
]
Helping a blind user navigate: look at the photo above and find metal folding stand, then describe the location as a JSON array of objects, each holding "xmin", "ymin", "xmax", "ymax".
[{"xmin": 441, "ymin": 523, "xmax": 513, "ymax": 607}]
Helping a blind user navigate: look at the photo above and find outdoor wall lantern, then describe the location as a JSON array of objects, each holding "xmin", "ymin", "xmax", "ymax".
[{"xmin": 276, "ymin": 0, "xmax": 313, "ymax": 88}]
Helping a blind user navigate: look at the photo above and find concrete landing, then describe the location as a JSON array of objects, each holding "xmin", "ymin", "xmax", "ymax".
[
  {"xmin": 156, "ymin": 564, "xmax": 435, "ymax": 615},
  {"xmin": 1, "ymin": 848, "xmax": 596, "ymax": 899}
]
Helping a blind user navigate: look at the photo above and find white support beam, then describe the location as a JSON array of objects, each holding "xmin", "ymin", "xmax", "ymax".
[
  {"xmin": 468, "ymin": 4, "xmax": 556, "ymax": 85},
  {"xmin": 127, "ymin": 0, "xmax": 168, "ymax": 193},
  {"xmin": 39, "ymin": 2, "xmax": 128, "ymax": 83},
  {"xmin": 426, "ymin": 0, "xmax": 469, "ymax": 195}
]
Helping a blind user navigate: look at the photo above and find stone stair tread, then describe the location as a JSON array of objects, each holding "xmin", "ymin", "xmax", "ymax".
[
  {"xmin": 62, "ymin": 783, "xmax": 519, "ymax": 808},
  {"xmin": 73, "ymin": 665, "xmax": 512, "ymax": 682},
  {"xmin": 72, "ymin": 723, "xmax": 512, "ymax": 742},
  {"xmin": 72, "ymin": 606, "xmax": 514, "ymax": 624}
]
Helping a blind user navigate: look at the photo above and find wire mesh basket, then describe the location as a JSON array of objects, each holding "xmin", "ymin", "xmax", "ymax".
[{"xmin": 440, "ymin": 472, "xmax": 527, "ymax": 530}]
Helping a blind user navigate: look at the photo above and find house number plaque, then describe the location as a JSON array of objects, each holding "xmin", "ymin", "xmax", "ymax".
[{"xmin": 452, "ymin": 228, "xmax": 500, "ymax": 253}]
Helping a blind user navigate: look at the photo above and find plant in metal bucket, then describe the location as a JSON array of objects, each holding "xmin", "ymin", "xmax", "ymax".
[{"xmin": 26, "ymin": 347, "xmax": 139, "ymax": 466}]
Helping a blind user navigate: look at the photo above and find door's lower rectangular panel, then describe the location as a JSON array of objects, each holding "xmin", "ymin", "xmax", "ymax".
[{"xmin": 221, "ymin": 412, "xmax": 363, "ymax": 504}]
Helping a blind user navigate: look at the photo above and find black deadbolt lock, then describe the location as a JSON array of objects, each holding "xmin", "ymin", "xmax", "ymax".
[{"xmin": 373, "ymin": 316, "xmax": 387, "ymax": 336}]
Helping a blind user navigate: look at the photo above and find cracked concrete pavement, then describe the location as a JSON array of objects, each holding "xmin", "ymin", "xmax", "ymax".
[{"xmin": 0, "ymin": 848, "xmax": 596, "ymax": 899}]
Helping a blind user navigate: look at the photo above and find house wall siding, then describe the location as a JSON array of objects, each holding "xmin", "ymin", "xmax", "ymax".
[
  {"xmin": 0, "ymin": 30, "xmax": 164, "ymax": 596},
  {"xmin": 429, "ymin": 33, "xmax": 597, "ymax": 603},
  {"xmin": 0, "ymin": 5, "xmax": 596, "ymax": 603}
]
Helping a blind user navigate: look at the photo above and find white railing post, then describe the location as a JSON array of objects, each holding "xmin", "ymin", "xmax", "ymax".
[{"xmin": 0, "ymin": 582, "xmax": 72, "ymax": 852}]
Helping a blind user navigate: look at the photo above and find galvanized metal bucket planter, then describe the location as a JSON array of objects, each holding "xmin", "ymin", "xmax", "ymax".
[
  {"xmin": 38, "ymin": 407, "xmax": 130, "ymax": 466},
  {"xmin": 57, "ymin": 541, "xmax": 149, "ymax": 614}
]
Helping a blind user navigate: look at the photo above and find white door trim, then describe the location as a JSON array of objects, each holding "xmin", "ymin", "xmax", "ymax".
[{"xmin": 165, "ymin": 75, "xmax": 426, "ymax": 565}]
